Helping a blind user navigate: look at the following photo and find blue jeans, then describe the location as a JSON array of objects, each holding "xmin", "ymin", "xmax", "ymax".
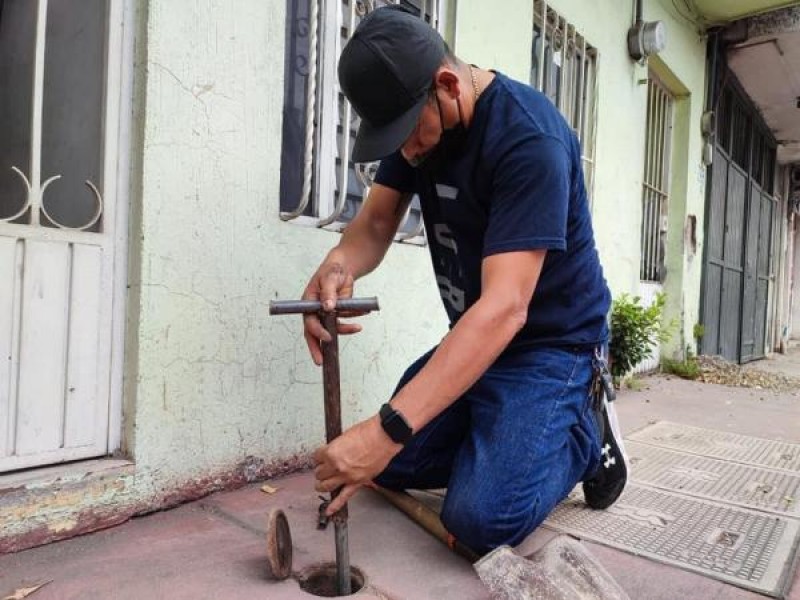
[{"xmin": 375, "ymin": 345, "xmax": 602, "ymax": 555}]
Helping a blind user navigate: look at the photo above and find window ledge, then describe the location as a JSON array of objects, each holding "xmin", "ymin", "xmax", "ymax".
[{"xmin": 280, "ymin": 214, "xmax": 427, "ymax": 246}]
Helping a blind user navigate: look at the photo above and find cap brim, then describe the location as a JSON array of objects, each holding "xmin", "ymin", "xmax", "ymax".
[{"xmin": 351, "ymin": 93, "xmax": 428, "ymax": 163}]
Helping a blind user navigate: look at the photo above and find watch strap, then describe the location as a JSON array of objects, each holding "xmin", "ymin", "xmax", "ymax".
[{"xmin": 379, "ymin": 403, "xmax": 413, "ymax": 445}]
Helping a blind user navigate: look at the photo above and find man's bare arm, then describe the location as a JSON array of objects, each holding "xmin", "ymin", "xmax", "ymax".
[
  {"xmin": 390, "ymin": 249, "xmax": 546, "ymax": 431},
  {"xmin": 315, "ymin": 249, "xmax": 548, "ymax": 513}
]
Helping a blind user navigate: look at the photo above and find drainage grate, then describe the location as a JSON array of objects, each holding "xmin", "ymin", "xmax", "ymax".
[
  {"xmin": 628, "ymin": 421, "xmax": 800, "ymax": 472},
  {"xmin": 627, "ymin": 441, "xmax": 800, "ymax": 516},
  {"xmin": 545, "ymin": 484, "xmax": 800, "ymax": 597}
]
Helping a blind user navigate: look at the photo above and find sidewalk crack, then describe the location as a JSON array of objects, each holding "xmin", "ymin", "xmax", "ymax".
[{"xmin": 199, "ymin": 502, "xmax": 265, "ymax": 538}]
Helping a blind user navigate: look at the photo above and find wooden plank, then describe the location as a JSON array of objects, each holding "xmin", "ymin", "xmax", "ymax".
[
  {"xmin": 0, "ymin": 237, "xmax": 20, "ymax": 458},
  {"xmin": 63, "ymin": 245, "xmax": 102, "ymax": 448},
  {"xmin": 15, "ymin": 240, "xmax": 70, "ymax": 455}
]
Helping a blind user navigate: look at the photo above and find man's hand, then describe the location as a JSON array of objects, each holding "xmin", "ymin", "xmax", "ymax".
[
  {"xmin": 302, "ymin": 261, "xmax": 364, "ymax": 365},
  {"xmin": 313, "ymin": 416, "xmax": 401, "ymax": 515}
]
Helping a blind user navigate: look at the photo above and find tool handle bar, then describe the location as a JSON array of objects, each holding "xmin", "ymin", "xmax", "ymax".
[
  {"xmin": 269, "ymin": 297, "xmax": 379, "ymax": 315},
  {"xmin": 372, "ymin": 486, "xmax": 480, "ymax": 563}
]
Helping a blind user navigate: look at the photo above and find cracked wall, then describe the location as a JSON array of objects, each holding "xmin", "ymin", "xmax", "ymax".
[{"xmin": 127, "ymin": 1, "xmax": 445, "ymax": 487}]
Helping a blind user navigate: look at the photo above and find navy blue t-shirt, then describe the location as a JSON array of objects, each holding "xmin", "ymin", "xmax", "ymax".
[{"xmin": 375, "ymin": 72, "xmax": 610, "ymax": 349}]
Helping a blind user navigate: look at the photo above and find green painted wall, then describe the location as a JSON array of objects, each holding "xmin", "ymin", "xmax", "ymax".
[
  {"xmin": 455, "ymin": 0, "xmax": 709, "ymax": 358},
  {"xmin": 124, "ymin": 0, "xmax": 445, "ymax": 485}
]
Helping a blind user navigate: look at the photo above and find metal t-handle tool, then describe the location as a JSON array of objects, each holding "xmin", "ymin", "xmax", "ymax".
[{"xmin": 269, "ymin": 296, "xmax": 380, "ymax": 596}]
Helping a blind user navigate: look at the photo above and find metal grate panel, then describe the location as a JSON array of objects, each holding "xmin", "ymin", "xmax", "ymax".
[
  {"xmin": 626, "ymin": 441, "xmax": 800, "ymax": 516},
  {"xmin": 628, "ymin": 421, "xmax": 800, "ymax": 472},
  {"xmin": 545, "ymin": 484, "xmax": 800, "ymax": 597}
]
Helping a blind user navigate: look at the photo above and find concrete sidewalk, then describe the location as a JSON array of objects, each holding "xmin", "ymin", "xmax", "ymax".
[{"xmin": 1, "ymin": 356, "xmax": 799, "ymax": 599}]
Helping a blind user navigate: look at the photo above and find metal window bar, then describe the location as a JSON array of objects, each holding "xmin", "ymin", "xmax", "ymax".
[
  {"xmin": 396, "ymin": 0, "xmax": 430, "ymax": 242},
  {"xmin": 582, "ymin": 47, "xmax": 599, "ymax": 197},
  {"xmin": 283, "ymin": 0, "xmax": 434, "ymax": 243},
  {"xmin": 280, "ymin": 0, "xmax": 320, "ymax": 221},
  {"xmin": 576, "ymin": 36, "xmax": 586, "ymax": 140},
  {"xmin": 531, "ymin": 0, "xmax": 597, "ymax": 200},
  {"xmin": 640, "ymin": 76, "xmax": 673, "ymax": 282},
  {"xmin": 318, "ymin": 0, "xmax": 356, "ymax": 227},
  {"xmin": 330, "ymin": 0, "xmax": 432, "ymax": 241}
]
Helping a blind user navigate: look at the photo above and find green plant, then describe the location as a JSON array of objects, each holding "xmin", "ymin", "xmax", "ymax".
[
  {"xmin": 661, "ymin": 354, "xmax": 700, "ymax": 380},
  {"xmin": 609, "ymin": 293, "xmax": 670, "ymax": 385},
  {"xmin": 693, "ymin": 323, "xmax": 705, "ymax": 341},
  {"xmin": 623, "ymin": 375, "xmax": 647, "ymax": 391}
]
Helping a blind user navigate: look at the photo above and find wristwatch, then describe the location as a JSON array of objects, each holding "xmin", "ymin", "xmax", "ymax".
[{"xmin": 379, "ymin": 403, "xmax": 413, "ymax": 445}]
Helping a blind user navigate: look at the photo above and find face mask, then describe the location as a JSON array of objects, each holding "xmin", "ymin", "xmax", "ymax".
[
  {"xmin": 437, "ymin": 94, "xmax": 468, "ymax": 157},
  {"xmin": 411, "ymin": 93, "xmax": 468, "ymax": 173}
]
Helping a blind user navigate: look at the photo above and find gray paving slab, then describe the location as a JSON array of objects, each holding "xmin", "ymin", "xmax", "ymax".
[
  {"xmin": 626, "ymin": 439, "xmax": 800, "ymax": 515},
  {"xmin": 629, "ymin": 421, "xmax": 800, "ymax": 472},
  {"xmin": 545, "ymin": 483, "xmax": 800, "ymax": 597},
  {"xmin": 614, "ymin": 374, "xmax": 800, "ymax": 599}
]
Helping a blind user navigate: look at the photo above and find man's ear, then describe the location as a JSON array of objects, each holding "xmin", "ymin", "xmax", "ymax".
[{"xmin": 433, "ymin": 67, "xmax": 461, "ymax": 99}]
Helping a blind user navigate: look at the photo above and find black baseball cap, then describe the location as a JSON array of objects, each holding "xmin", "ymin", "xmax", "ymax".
[{"xmin": 338, "ymin": 5, "xmax": 446, "ymax": 163}]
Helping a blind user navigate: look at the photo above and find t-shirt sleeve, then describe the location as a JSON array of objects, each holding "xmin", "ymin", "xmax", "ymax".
[
  {"xmin": 483, "ymin": 135, "xmax": 571, "ymax": 257},
  {"xmin": 373, "ymin": 151, "xmax": 417, "ymax": 194}
]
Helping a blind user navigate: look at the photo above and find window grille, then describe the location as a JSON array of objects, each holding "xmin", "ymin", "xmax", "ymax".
[
  {"xmin": 640, "ymin": 74, "xmax": 674, "ymax": 282},
  {"xmin": 0, "ymin": 0, "xmax": 107, "ymax": 232},
  {"xmin": 280, "ymin": 0, "xmax": 443, "ymax": 243},
  {"xmin": 531, "ymin": 0, "xmax": 598, "ymax": 198}
]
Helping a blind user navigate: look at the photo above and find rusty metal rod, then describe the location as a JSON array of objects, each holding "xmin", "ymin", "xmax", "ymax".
[
  {"xmin": 321, "ymin": 311, "xmax": 343, "ymax": 444},
  {"xmin": 334, "ymin": 521, "xmax": 351, "ymax": 595},
  {"xmin": 269, "ymin": 297, "xmax": 379, "ymax": 315},
  {"xmin": 321, "ymin": 311, "xmax": 350, "ymax": 596},
  {"xmin": 269, "ymin": 297, "xmax": 380, "ymax": 596}
]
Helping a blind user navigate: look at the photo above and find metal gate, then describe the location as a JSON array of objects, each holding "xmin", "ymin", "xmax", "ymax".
[
  {"xmin": 701, "ymin": 74, "xmax": 777, "ymax": 363},
  {"xmin": 0, "ymin": 0, "xmax": 127, "ymax": 472}
]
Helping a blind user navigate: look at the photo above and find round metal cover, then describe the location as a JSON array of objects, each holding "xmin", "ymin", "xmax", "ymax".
[{"xmin": 265, "ymin": 508, "xmax": 293, "ymax": 580}]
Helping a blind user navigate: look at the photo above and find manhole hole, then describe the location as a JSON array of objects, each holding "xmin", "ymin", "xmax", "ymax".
[
  {"xmin": 628, "ymin": 421, "xmax": 800, "ymax": 472},
  {"xmin": 296, "ymin": 563, "xmax": 365, "ymax": 597}
]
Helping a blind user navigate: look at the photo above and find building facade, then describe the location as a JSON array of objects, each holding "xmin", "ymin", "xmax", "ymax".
[{"xmin": 1, "ymin": 0, "xmax": 797, "ymax": 552}]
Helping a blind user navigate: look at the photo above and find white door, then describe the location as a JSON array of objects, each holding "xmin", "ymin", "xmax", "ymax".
[{"xmin": 0, "ymin": 0, "xmax": 128, "ymax": 472}]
